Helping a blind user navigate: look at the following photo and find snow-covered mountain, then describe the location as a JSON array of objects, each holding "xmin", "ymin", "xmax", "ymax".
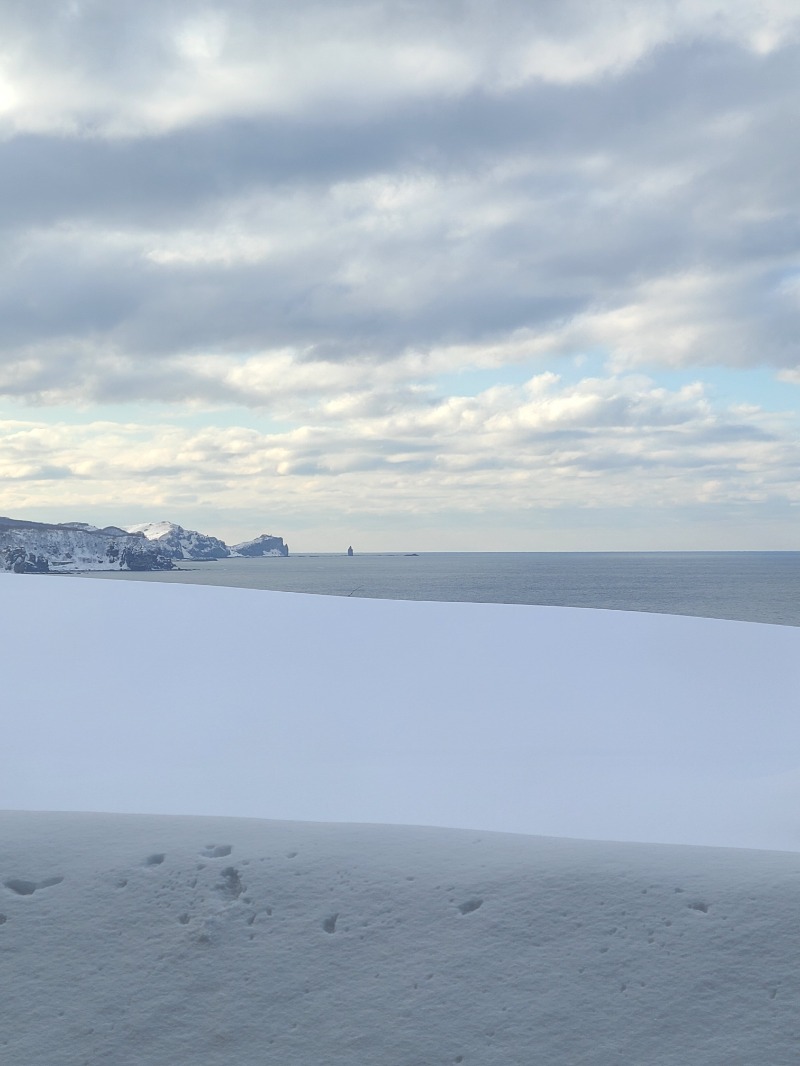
[
  {"xmin": 126, "ymin": 521, "xmax": 231, "ymax": 560},
  {"xmin": 231, "ymin": 532, "xmax": 289, "ymax": 557},
  {"xmin": 0, "ymin": 516, "xmax": 174, "ymax": 573},
  {"xmin": 0, "ymin": 514, "xmax": 290, "ymax": 571}
]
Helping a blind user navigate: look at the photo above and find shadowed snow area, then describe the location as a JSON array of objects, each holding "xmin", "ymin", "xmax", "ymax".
[
  {"xmin": 1, "ymin": 811, "xmax": 799, "ymax": 1064},
  {"xmin": 2, "ymin": 572, "xmax": 800, "ymax": 850}
]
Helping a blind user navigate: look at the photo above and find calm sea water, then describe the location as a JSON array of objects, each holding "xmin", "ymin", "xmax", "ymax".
[{"xmin": 83, "ymin": 551, "xmax": 800, "ymax": 627}]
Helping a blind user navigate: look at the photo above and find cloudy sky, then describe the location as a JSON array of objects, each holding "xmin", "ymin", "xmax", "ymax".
[{"xmin": 1, "ymin": 0, "xmax": 799, "ymax": 550}]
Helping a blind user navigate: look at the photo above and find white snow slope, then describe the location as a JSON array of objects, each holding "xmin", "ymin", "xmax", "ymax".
[
  {"xmin": 2, "ymin": 572, "xmax": 800, "ymax": 850},
  {"xmin": 2, "ymin": 812, "xmax": 799, "ymax": 1065},
  {"xmin": 3, "ymin": 575, "xmax": 800, "ymax": 1061}
]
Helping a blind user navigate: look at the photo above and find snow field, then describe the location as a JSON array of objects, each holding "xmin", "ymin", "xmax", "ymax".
[
  {"xmin": 2, "ymin": 811, "xmax": 800, "ymax": 1065},
  {"xmin": 2, "ymin": 571, "xmax": 800, "ymax": 850},
  {"xmin": 3, "ymin": 573, "xmax": 800, "ymax": 1061}
]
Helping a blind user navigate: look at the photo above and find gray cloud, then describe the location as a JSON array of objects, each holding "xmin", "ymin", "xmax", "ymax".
[
  {"xmin": 1, "ymin": 1, "xmax": 800, "ymax": 544},
  {"xmin": 0, "ymin": 26, "xmax": 798, "ymax": 378}
]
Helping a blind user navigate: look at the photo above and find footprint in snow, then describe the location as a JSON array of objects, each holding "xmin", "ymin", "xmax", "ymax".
[
  {"xmin": 457, "ymin": 898, "xmax": 483, "ymax": 915},
  {"xmin": 4, "ymin": 876, "xmax": 64, "ymax": 895},
  {"xmin": 202, "ymin": 844, "xmax": 233, "ymax": 858}
]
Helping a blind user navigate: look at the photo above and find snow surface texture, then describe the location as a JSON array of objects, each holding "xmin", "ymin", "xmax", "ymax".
[
  {"xmin": 2, "ymin": 811, "xmax": 799, "ymax": 1065},
  {"xmin": 2, "ymin": 572, "xmax": 800, "ymax": 851}
]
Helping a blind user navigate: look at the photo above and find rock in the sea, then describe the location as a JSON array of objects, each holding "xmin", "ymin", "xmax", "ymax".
[{"xmin": 231, "ymin": 533, "xmax": 289, "ymax": 557}]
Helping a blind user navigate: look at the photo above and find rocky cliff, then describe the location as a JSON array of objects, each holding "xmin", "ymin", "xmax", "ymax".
[
  {"xmin": 125, "ymin": 521, "xmax": 230, "ymax": 560},
  {"xmin": 1, "ymin": 515, "xmax": 290, "ymax": 572},
  {"xmin": 0, "ymin": 518, "xmax": 174, "ymax": 573},
  {"xmin": 231, "ymin": 533, "xmax": 290, "ymax": 557}
]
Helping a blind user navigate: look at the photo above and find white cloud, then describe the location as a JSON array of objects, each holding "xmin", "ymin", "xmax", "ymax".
[
  {"xmin": 1, "ymin": 373, "xmax": 796, "ymax": 543},
  {"xmin": 1, "ymin": 1, "xmax": 799, "ymax": 545}
]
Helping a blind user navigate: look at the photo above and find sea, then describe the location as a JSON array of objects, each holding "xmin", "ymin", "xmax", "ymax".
[{"xmin": 83, "ymin": 551, "xmax": 800, "ymax": 627}]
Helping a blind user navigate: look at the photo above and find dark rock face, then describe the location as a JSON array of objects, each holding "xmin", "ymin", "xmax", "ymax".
[
  {"xmin": 119, "ymin": 545, "xmax": 175, "ymax": 571},
  {"xmin": 163, "ymin": 532, "xmax": 229, "ymax": 560},
  {"xmin": 1, "ymin": 548, "xmax": 50, "ymax": 574},
  {"xmin": 232, "ymin": 534, "xmax": 289, "ymax": 557}
]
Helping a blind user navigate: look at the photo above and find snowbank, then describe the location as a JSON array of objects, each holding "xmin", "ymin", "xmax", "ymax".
[
  {"xmin": 2, "ymin": 811, "xmax": 799, "ymax": 1064},
  {"xmin": 2, "ymin": 572, "xmax": 800, "ymax": 851}
]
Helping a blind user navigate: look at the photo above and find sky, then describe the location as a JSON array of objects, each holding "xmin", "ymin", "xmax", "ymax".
[{"xmin": 1, "ymin": 1, "xmax": 799, "ymax": 551}]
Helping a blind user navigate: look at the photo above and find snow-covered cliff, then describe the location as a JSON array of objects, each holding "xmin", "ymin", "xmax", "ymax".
[
  {"xmin": 0, "ymin": 517, "xmax": 174, "ymax": 573},
  {"xmin": 231, "ymin": 532, "xmax": 289, "ymax": 557},
  {"xmin": 1, "ymin": 514, "xmax": 290, "ymax": 571},
  {"xmin": 126, "ymin": 521, "xmax": 231, "ymax": 560}
]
